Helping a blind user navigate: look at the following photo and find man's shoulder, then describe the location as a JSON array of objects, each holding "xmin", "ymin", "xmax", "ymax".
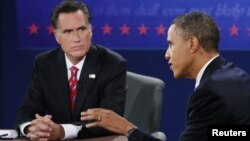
[
  {"xmin": 91, "ymin": 44, "xmax": 126, "ymax": 63},
  {"xmin": 202, "ymin": 56, "xmax": 250, "ymax": 84},
  {"xmin": 35, "ymin": 48, "xmax": 62, "ymax": 61},
  {"xmin": 211, "ymin": 62, "xmax": 250, "ymax": 83},
  {"xmin": 197, "ymin": 61, "xmax": 250, "ymax": 97}
]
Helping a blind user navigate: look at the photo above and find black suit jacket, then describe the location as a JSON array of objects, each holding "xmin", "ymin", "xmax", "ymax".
[
  {"xmin": 129, "ymin": 56, "xmax": 250, "ymax": 141},
  {"xmin": 180, "ymin": 56, "xmax": 250, "ymax": 141},
  {"xmin": 16, "ymin": 44, "xmax": 127, "ymax": 138}
]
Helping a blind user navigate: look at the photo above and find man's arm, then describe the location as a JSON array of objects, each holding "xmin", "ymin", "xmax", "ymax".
[
  {"xmin": 16, "ymin": 56, "xmax": 46, "ymax": 125},
  {"xmin": 81, "ymin": 108, "xmax": 160, "ymax": 141},
  {"xmin": 81, "ymin": 108, "xmax": 136, "ymax": 136}
]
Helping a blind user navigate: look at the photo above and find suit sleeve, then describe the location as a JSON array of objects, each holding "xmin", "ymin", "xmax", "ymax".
[
  {"xmin": 129, "ymin": 129, "xmax": 161, "ymax": 141},
  {"xmin": 16, "ymin": 56, "xmax": 46, "ymax": 125}
]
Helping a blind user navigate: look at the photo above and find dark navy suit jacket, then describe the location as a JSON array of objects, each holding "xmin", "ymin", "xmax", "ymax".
[
  {"xmin": 129, "ymin": 56, "xmax": 250, "ymax": 141},
  {"xmin": 16, "ymin": 44, "xmax": 127, "ymax": 138}
]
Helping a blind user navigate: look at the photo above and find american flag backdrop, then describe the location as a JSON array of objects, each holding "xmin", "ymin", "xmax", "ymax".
[{"xmin": 17, "ymin": 0, "xmax": 250, "ymax": 50}]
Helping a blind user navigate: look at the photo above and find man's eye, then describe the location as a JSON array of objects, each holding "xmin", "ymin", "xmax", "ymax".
[
  {"xmin": 168, "ymin": 44, "xmax": 172, "ymax": 48},
  {"xmin": 63, "ymin": 30, "xmax": 72, "ymax": 34},
  {"xmin": 79, "ymin": 27, "xmax": 87, "ymax": 31}
]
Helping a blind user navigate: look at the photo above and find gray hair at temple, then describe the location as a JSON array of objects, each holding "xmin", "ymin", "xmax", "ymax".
[
  {"xmin": 172, "ymin": 12, "xmax": 220, "ymax": 52},
  {"xmin": 51, "ymin": 0, "xmax": 92, "ymax": 29}
]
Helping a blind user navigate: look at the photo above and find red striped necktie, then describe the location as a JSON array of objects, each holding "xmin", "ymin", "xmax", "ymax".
[{"xmin": 69, "ymin": 66, "xmax": 79, "ymax": 110}]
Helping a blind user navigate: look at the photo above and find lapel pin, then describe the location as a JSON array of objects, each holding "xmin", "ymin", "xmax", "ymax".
[{"xmin": 89, "ymin": 74, "xmax": 96, "ymax": 79}]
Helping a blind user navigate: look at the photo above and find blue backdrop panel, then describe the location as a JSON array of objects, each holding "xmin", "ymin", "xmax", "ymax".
[{"xmin": 17, "ymin": 0, "xmax": 250, "ymax": 50}]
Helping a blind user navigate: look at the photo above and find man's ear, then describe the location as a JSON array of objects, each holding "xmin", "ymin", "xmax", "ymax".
[
  {"xmin": 89, "ymin": 24, "xmax": 93, "ymax": 37},
  {"xmin": 54, "ymin": 30, "xmax": 60, "ymax": 44},
  {"xmin": 189, "ymin": 36, "xmax": 199, "ymax": 53}
]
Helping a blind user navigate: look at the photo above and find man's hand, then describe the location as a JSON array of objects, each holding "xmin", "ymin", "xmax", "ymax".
[
  {"xmin": 26, "ymin": 114, "xmax": 65, "ymax": 140},
  {"xmin": 81, "ymin": 108, "xmax": 137, "ymax": 136}
]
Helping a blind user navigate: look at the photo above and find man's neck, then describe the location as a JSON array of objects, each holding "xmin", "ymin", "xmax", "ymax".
[{"xmin": 192, "ymin": 52, "xmax": 219, "ymax": 79}]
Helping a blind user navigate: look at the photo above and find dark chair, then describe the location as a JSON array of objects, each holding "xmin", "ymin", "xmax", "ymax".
[{"xmin": 124, "ymin": 71, "xmax": 166, "ymax": 140}]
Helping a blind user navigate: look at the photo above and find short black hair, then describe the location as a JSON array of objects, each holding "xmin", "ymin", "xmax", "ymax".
[
  {"xmin": 172, "ymin": 12, "xmax": 220, "ymax": 52},
  {"xmin": 51, "ymin": 0, "xmax": 92, "ymax": 29}
]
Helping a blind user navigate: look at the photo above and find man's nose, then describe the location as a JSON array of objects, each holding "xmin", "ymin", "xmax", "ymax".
[
  {"xmin": 72, "ymin": 31, "xmax": 80, "ymax": 42},
  {"xmin": 165, "ymin": 48, "xmax": 170, "ymax": 60}
]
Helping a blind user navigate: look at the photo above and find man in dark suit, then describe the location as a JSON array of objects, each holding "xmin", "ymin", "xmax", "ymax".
[
  {"xmin": 16, "ymin": 0, "xmax": 127, "ymax": 140},
  {"xmin": 81, "ymin": 12, "xmax": 250, "ymax": 141}
]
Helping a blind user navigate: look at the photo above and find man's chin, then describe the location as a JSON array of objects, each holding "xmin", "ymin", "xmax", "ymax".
[
  {"xmin": 72, "ymin": 51, "xmax": 86, "ymax": 58},
  {"xmin": 173, "ymin": 72, "xmax": 183, "ymax": 79}
]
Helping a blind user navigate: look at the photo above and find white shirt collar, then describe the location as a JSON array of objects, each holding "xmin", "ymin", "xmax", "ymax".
[
  {"xmin": 195, "ymin": 55, "xmax": 219, "ymax": 89},
  {"xmin": 65, "ymin": 54, "xmax": 86, "ymax": 80}
]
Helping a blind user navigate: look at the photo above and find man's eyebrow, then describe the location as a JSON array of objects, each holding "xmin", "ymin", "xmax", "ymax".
[
  {"xmin": 77, "ymin": 25, "xmax": 87, "ymax": 30},
  {"xmin": 61, "ymin": 25, "xmax": 88, "ymax": 33},
  {"xmin": 62, "ymin": 29, "xmax": 73, "ymax": 33}
]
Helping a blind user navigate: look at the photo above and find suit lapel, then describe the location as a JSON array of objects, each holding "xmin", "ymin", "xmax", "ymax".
[
  {"xmin": 73, "ymin": 45, "xmax": 101, "ymax": 119},
  {"xmin": 187, "ymin": 56, "xmax": 226, "ymax": 119}
]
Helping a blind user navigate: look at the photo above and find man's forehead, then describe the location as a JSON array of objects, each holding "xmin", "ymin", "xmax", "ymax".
[
  {"xmin": 169, "ymin": 24, "xmax": 183, "ymax": 36},
  {"xmin": 167, "ymin": 25, "xmax": 179, "ymax": 37}
]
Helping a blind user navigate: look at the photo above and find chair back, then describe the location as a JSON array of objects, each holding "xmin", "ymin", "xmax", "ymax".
[{"xmin": 124, "ymin": 71, "xmax": 165, "ymax": 133}]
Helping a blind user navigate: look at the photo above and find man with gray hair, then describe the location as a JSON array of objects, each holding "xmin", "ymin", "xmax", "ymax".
[{"xmin": 16, "ymin": 0, "xmax": 127, "ymax": 140}]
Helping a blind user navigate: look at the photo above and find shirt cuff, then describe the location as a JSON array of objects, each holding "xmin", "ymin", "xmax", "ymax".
[
  {"xmin": 19, "ymin": 122, "xmax": 31, "ymax": 136},
  {"xmin": 61, "ymin": 124, "xmax": 82, "ymax": 139}
]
